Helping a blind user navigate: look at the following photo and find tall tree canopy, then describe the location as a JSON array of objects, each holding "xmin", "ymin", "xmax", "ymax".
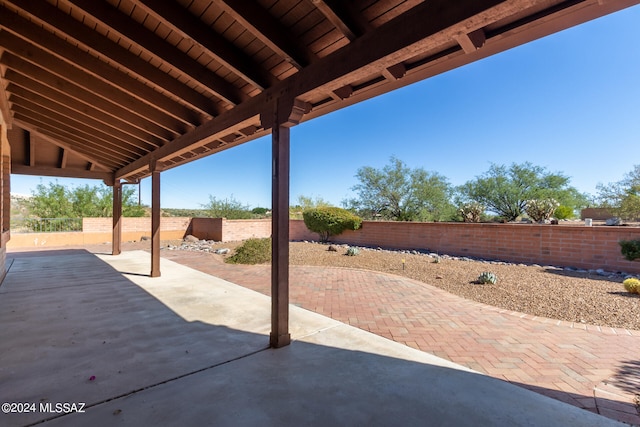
[
  {"xmin": 345, "ymin": 157, "xmax": 455, "ymax": 221},
  {"xmin": 596, "ymin": 164, "xmax": 640, "ymax": 220},
  {"xmin": 28, "ymin": 182, "xmax": 145, "ymax": 218},
  {"xmin": 457, "ymin": 162, "xmax": 588, "ymax": 221}
]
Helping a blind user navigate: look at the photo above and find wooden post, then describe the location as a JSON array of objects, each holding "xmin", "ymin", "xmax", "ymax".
[
  {"xmin": 112, "ymin": 179, "xmax": 122, "ymax": 256},
  {"xmin": 270, "ymin": 122, "xmax": 291, "ymax": 348},
  {"xmin": 150, "ymin": 164, "xmax": 161, "ymax": 277},
  {"xmin": 262, "ymin": 98, "xmax": 310, "ymax": 348}
]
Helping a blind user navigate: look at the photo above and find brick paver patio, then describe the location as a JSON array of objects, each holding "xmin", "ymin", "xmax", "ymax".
[{"xmin": 161, "ymin": 250, "xmax": 640, "ymax": 425}]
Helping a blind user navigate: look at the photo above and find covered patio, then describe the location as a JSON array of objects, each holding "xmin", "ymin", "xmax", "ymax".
[
  {"xmin": 0, "ymin": 249, "xmax": 624, "ymax": 426},
  {"xmin": 1, "ymin": 0, "xmax": 639, "ymax": 425}
]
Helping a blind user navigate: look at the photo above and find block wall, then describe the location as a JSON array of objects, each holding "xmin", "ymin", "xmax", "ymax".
[
  {"xmin": 290, "ymin": 220, "xmax": 640, "ymax": 274},
  {"xmin": 190, "ymin": 218, "xmax": 271, "ymax": 241}
]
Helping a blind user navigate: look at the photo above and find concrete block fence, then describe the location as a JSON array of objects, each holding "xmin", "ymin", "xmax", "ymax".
[
  {"xmin": 8, "ymin": 216, "xmax": 640, "ymax": 274},
  {"xmin": 289, "ymin": 220, "xmax": 640, "ymax": 275}
]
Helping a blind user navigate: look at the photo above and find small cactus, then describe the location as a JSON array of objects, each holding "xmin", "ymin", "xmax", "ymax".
[
  {"xmin": 346, "ymin": 246, "xmax": 360, "ymax": 256},
  {"xmin": 623, "ymin": 278, "xmax": 640, "ymax": 294},
  {"xmin": 478, "ymin": 271, "xmax": 498, "ymax": 285}
]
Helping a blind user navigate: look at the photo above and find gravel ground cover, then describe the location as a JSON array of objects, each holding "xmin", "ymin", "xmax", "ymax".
[{"xmin": 168, "ymin": 239, "xmax": 640, "ymax": 331}]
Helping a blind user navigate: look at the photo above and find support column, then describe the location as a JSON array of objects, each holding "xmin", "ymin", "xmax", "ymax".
[
  {"xmin": 112, "ymin": 180, "xmax": 122, "ymax": 256},
  {"xmin": 150, "ymin": 164, "xmax": 161, "ymax": 277},
  {"xmin": 270, "ymin": 123, "xmax": 291, "ymax": 348},
  {"xmin": 262, "ymin": 97, "xmax": 310, "ymax": 348}
]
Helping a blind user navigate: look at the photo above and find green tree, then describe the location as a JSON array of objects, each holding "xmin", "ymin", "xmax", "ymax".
[
  {"xmin": 344, "ymin": 157, "xmax": 455, "ymax": 221},
  {"xmin": 457, "ymin": 162, "xmax": 588, "ymax": 221},
  {"xmin": 302, "ymin": 207, "xmax": 362, "ymax": 243},
  {"xmin": 28, "ymin": 182, "xmax": 145, "ymax": 218},
  {"xmin": 596, "ymin": 165, "xmax": 640, "ymax": 220},
  {"xmin": 201, "ymin": 195, "xmax": 253, "ymax": 219},
  {"xmin": 290, "ymin": 195, "xmax": 331, "ymax": 219}
]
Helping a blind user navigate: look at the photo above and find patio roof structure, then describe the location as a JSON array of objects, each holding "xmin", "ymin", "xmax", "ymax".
[{"xmin": 1, "ymin": 0, "xmax": 639, "ymax": 347}]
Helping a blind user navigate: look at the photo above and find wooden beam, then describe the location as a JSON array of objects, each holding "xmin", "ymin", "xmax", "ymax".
[
  {"xmin": 11, "ymin": 164, "xmax": 112, "ymax": 182},
  {"xmin": 214, "ymin": 0, "xmax": 314, "ymax": 69},
  {"xmin": 382, "ymin": 63, "xmax": 407, "ymax": 81},
  {"xmin": 4, "ymin": 0, "xmax": 221, "ymax": 118},
  {"xmin": 150, "ymin": 164, "xmax": 161, "ymax": 278},
  {"xmin": 59, "ymin": 147, "xmax": 67, "ymax": 169},
  {"xmin": 1, "ymin": 57, "xmax": 174, "ymax": 141},
  {"xmin": 455, "ymin": 29, "xmax": 487, "ymax": 53},
  {"xmin": 311, "ymin": 0, "xmax": 359, "ymax": 41},
  {"xmin": 28, "ymin": 135, "xmax": 35, "ymax": 167},
  {"xmin": 332, "ymin": 85, "xmax": 353, "ymax": 100},
  {"xmin": 0, "ymin": 64, "xmax": 11, "ymax": 127},
  {"xmin": 112, "ymin": 180, "xmax": 122, "ymax": 256},
  {"xmin": 63, "ymin": 0, "xmax": 249, "ymax": 104}
]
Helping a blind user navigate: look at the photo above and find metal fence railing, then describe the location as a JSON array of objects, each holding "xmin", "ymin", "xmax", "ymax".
[{"xmin": 11, "ymin": 218, "xmax": 83, "ymax": 233}]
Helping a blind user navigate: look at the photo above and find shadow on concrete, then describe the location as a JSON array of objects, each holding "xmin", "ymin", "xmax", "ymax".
[{"xmin": 0, "ymin": 250, "xmax": 627, "ymax": 427}]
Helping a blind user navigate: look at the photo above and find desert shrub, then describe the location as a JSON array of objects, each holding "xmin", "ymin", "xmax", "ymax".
[
  {"xmin": 346, "ymin": 246, "xmax": 360, "ymax": 256},
  {"xmin": 623, "ymin": 278, "xmax": 640, "ymax": 294},
  {"xmin": 619, "ymin": 240, "xmax": 640, "ymax": 261},
  {"xmin": 459, "ymin": 202, "xmax": 484, "ymax": 223},
  {"xmin": 554, "ymin": 205, "xmax": 574, "ymax": 220},
  {"xmin": 303, "ymin": 207, "xmax": 362, "ymax": 243},
  {"xmin": 226, "ymin": 238, "xmax": 271, "ymax": 264},
  {"xmin": 478, "ymin": 271, "xmax": 498, "ymax": 284},
  {"xmin": 525, "ymin": 199, "xmax": 559, "ymax": 223}
]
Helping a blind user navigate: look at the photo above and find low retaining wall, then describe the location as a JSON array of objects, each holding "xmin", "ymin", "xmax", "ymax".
[
  {"xmin": 190, "ymin": 217, "xmax": 271, "ymax": 241},
  {"xmin": 290, "ymin": 220, "xmax": 640, "ymax": 274},
  {"xmin": 8, "ymin": 217, "xmax": 190, "ymax": 249}
]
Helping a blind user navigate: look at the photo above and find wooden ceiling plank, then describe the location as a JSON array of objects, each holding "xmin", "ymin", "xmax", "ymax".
[
  {"xmin": 1, "ymin": 56, "xmax": 174, "ymax": 141},
  {"xmin": 3, "ymin": 0, "xmax": 221, "ymax": 118},
  {"xmin": 63, "ymin": 0, "xmax": 247, "ymax": 105},
  {"xmin": 10, "ymin": 94, "xmax": 150, "ymax": 157},
  {"xmin": 14, "ymin": 117, "xmax": 120, "ymax": 170},
  {"xmin": 8, "ymin": 86, "xmax": 158, "ymax": 152},
  {"xmin": 137, "ymin": 0, "xmax": 278, "ymax": 88},
  {"xmin": 0, "ymin": 27, "xmax": 187, "ymax": 135},
  {"xmin": 13, "ymin": 110, "xmax": 136, "ymax": 166},
  {"xmin": 0, "ymin": 3, "xmax": 199, "ymax": 128},
  {"xmin": 214, "ymin": 0, "xmax": 315, "ymax": 69},
  {"xmin": 5, "ymin": 74, "xmax": 165, "ymax": 147}
]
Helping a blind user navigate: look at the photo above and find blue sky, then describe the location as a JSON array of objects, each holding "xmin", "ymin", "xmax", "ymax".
[{"xmin": 11, "ymin": 5, "xmax": 640, "ymax": 209}]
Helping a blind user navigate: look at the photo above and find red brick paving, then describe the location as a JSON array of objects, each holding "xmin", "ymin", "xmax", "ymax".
[{"xmin": 161, "ymin": 250, "xmax": 640, "ymax": 425}]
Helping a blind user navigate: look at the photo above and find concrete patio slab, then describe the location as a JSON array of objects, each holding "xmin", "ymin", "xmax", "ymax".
[{"xmin": 0, "ymin": 250, "xmax": 625, "ymax": 426}]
